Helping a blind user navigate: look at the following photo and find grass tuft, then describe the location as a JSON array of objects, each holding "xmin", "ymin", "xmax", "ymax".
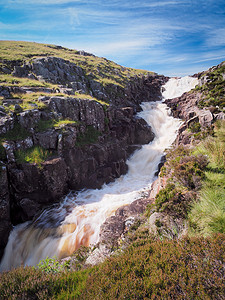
[{"xmin": 15, "ymin": 146, "xmax": 52, "ymax": 167}]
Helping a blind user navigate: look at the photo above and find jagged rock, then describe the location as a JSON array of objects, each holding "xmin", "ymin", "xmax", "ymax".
[
  {"xmin": 3, "ymin": 142, "xmax": 16, "ymax": 164},
  {"xmin": 85, "ymin": 244, "xmax": 112, "ymax": 266},
  {"xmin": 215, "ymin": 112, "xmax": 225, "ymax": 120},
  {"xmin": 14, "ymin": 104, "xmax": 23, "ymax": 113},
  {"xmin": 19, "ymin": 198, "xmax": 41, "ymax": 220},
  {"xmin": 35, "ymin": 130, "xmax": 59, "ymax": 150},
  {"xmin": 15, "ymin": 137, "xmax": 34, "ymax": 151},
  {"xmin": 18, "ymin": 109, "xmax": 41, "ymax": 129},
  {"xmin": 0, "ymin": 86, "xmax": 11, "ymax": 98},
  {"xmin": 0, "ymin": 106, "xmax": 6, "ymax": 113},
  {"xmin": 198, "ymin": 109, "xmax": 213, "ymax": 127},
  {"xmin": 165, "ymin": 91, "xmax": 214, "ymax": 128},
  {"xmin": 48, "ymin": 97, "xmax": 106, "ymax": 131},
  {"xmin": 99, "ymin": 198, "xmax": 152, "ymax": 247},
  {"xmin": 0, "ymin": 116, "xmax": 14, "ymax": 134}
]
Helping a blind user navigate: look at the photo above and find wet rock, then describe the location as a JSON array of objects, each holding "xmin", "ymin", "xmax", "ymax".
[
  {"xmin": 165, "ymin": 91, "xmax": 214, "ymax": 128},
  {"xmin": 19, "ymin": 198, "xmax": 41, "ymax": 220}
]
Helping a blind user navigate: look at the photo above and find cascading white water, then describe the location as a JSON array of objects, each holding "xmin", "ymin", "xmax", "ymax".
[{"xmin": 0, "ymin": 76, "xmax": 198, "ymax": 271}]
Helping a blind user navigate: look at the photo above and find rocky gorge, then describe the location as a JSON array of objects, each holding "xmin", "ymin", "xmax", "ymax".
[
  {"xmin": 0, "ymin": 41, "xmax": 165, "ymax": 258},
  {"xmin": 0, "ymin": 41, "xmax": 224, "ymax": 271}
]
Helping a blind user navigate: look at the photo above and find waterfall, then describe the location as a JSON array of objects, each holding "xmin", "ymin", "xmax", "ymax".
[{"xmin": 0, "ymin": 76, "xmax": 198, "ymax": 271}]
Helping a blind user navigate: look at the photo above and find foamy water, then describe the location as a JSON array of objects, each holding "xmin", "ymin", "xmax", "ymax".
[{"xmin": 0, "ymin": 76, "xmax": 198, "ymax": 271}]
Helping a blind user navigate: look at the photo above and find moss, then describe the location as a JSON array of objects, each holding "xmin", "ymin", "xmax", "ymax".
[{"xmin": 0, "ymin": 74, "xmax": 56, "ymax": 88}]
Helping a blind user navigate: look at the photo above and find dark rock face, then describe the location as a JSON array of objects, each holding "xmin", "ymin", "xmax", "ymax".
[
  {"xmin": 0, "ymin": 96, "xmax": 155, "ymax": 251},
  {"xmin": 9, "ymin": 56, "xmax": 166, "ymax": 108},
  {"xmin": 0, "ymin": 165, "xmax": 12, "ymax": 258}
]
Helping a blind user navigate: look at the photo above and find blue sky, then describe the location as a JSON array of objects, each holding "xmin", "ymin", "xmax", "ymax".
[{"xmin": 0, "ymin": 0, "xmax": 225, "ymax": 76}]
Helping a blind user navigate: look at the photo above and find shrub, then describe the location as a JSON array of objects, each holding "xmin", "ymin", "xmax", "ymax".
[
  {"xmin": 0, "ymin": 122, "xmax": 31, "ymax": 141},
  {"xmin": 76, "ymin": 125, "xmax": 101, "ymax": 146},
  {"xmin": 155, "ymin": 183, "xmax": 194, "ymax": 218},
  {"xmin": 164, "ymin": 146, "xmax": 208, "ymax": 190},
  {"xmin": 0, "ymin": 265, "xmax": 89, "ymax": 300},
  {"xmin": 15, "ymin": 146, "xmax": 52, "ymax": 167}
]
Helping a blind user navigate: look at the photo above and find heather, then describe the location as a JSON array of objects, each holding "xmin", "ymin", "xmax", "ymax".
[{"xmin": 0, "ymin": 234, "xmax": 224, "ymax": 300}]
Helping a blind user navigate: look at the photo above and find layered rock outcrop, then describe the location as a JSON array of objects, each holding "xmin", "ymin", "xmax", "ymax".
[{"xmin": 0, "ymin": 53, "xmax": 164, "ymax": 257}]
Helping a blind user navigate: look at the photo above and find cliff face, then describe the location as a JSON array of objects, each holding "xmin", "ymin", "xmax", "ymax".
[{"xmin": 0, "ymin": 42, "xmax": 165, "ymax": 257}]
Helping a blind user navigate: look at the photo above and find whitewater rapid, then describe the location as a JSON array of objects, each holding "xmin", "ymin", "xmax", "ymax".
[{"xmin": 0, "ymin": 76, "xmax": 198, "ymax": 271}]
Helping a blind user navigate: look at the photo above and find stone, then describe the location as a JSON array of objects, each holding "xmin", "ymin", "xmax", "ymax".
[
  {"xmin": 35, "ymin": 130, "xmax": 59, "ymax": 150},
  {"xmin": 148, "ymin": 212, "xmax": 188, "ymax": 239},
  {"xmin": 14, "ymin": 104, "xmax": 23, "ymax": 113},
  {"xmin": 19, "ymin": 198, "xmax": 41, "ymax": 220},
  {"xmin": 18, "ymin": 109, "xmax": 41, "ymax": 129}
]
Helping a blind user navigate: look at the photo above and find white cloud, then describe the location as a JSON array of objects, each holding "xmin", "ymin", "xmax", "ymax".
[{"xmin": 206, "ymin": 28, "xmax": 225, "ymax": 47}]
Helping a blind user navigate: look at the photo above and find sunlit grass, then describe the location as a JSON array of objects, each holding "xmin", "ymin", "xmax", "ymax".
[
  {"xmin": 0, "ymin": 74, "xmax": 56, "ymax": 88},
  {"xmin": 189, "ymin": 120, "xmax": 225, "ymax": 235},
  {"xmin": 15, "ymin": 146, "xmax": 52, "ymax": 167}
]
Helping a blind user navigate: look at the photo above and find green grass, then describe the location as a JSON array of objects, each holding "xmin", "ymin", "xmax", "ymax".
[
  {"xmin": 15, "ymin": 146, "xmax": 52, "ymax": 167},
  {"xmin": 189, "ymin": 120, "xmax": 225, "ymax": 235},
  {"xmin": 0, "ymin": 73, "xmax": 56, "ymax": 88},
  {"xmin": 36, "ymin": 118, "xmax": 78, "ymax": 132}
]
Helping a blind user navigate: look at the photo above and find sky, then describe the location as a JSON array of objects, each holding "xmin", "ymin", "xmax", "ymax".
[{"xmin": 0, "ymin": 0, "xmax": 225, "ymax": 76}]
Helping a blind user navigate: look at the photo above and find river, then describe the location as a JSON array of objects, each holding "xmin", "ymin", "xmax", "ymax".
[{"xmin": 0, "ymin": 76, "xmax": 198, "ymax": 271}]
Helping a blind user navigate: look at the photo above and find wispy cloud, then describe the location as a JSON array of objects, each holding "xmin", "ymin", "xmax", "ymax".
[
  {"xmin": 0, "ymin": 0, "xmax": 224, "ymax": 76},
  {"xmin": 206, "ymin": 28, "xmax": 225, "ymax": 47}
]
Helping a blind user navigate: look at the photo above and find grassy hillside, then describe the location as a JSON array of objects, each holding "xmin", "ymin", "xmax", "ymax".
[
  {"xmin": 196, "ymin": 62, "xmax": 225, "ymax": 110},
  {"xmin": 0, "ymin": 41, "xmax": 154, "ymax": 88}
]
